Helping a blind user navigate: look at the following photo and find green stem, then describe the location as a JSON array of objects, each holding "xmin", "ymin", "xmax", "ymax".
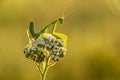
[
  {"xmin": 41, "ymin": 74, "xmax": 45, "ymax": 80},
  {"xmin": 35, "ymin": 54, "xmax": 55, "ymax": 80},
  {"xmin": 36, "ymin": 56, "xmax": 50, "ymax": 80},
  {"xmin": 35, "ymin": 63, "xmax": 43, "ymax": 80},
  {"xmin": 48, "ymin": 61, "xmax": 56, "ymax": 67},
  {"xmin": 41, "ymin": 61, "xmax": 48, "ymax": 80}
]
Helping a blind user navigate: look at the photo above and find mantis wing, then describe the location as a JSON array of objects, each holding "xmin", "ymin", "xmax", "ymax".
[{"xmin": 53, "ymin": 32, "xmax": 68, "ymax": 47}]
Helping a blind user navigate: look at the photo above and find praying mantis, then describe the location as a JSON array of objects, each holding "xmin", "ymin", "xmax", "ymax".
[{"xmin": 29, "ymin": 17, "xmax": 67, "ymax": 43}]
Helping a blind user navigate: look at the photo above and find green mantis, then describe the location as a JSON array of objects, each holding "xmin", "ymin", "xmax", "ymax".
[
  {"xmin": 24, "ymin": 16, "xmax": 68, "ymax": 80},
  {"xmin": 29, "ymin": 17, "xmax": 67, "ymax": 43}
]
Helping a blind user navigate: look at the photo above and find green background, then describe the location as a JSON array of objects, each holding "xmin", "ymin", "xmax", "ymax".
[{"xmin": 0, "ymin": 0, "xmax": 120, "ymax": 80}]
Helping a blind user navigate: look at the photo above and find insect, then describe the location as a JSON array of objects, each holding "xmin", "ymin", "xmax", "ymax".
[
  {"xmin": 28, "ymin": 8, "xmax": 69, "ymax": 45},
  {"xmin": 29, "ymin": 16, "xmax": 67, "ymax": 42}
]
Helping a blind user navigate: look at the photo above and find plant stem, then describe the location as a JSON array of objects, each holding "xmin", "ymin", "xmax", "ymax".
[
  {"xmin": 41, "ymin": 74, "xmax": 45, "ymax": 80},
  {"xmin": 41, "ymin": 62, "xmax": 48, "ymax": 80},
  {"xmin": 36, "ymin": 56, "xmax": 50, "ymax": 80}
]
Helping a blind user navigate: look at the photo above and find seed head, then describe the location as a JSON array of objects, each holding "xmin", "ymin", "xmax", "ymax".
[{"xmin": 24, "ymin": 33, "xmax": 67, "ymax": 63}]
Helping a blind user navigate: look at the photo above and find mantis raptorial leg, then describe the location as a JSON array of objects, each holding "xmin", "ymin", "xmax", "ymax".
[{"xmin": 29, "ymin": 17, "xmax": 64, "ymax": 39}]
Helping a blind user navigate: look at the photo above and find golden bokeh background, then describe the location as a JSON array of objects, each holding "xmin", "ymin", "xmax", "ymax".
[{"xmin": 1, "ymin": 0, "xmax": 120, "ymax": 80}]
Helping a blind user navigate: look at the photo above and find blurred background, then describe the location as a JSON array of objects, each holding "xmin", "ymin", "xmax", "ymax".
[{"xmin": 1, "ymin": 0, "xmax": 120, "ymax": 80}]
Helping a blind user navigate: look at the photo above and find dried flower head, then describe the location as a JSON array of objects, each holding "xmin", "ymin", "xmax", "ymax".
[{"xmin": 24, "ymin": 33, "xmax": 67, "ymax": 63}]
